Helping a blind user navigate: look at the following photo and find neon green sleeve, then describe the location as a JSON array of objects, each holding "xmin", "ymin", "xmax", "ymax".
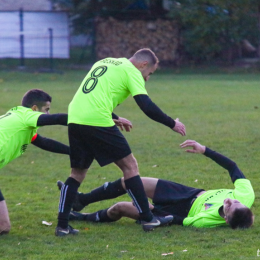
[
  {"xmin": 127, "ymin": 69, "xmax": 148, "ymax": 97},
  {"xmin": 233, "ymin": 179, "xmax": 255, "ymax": 208},
  {"xmin": 23, "ymin": 110, "xmax": 43, "ymax": 128},
  {"xmin": 183, "ymin": 212, "xmax": 227, "ymax": 228}
]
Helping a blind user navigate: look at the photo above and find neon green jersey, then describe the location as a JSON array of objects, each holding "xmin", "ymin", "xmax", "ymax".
[
  {"xmin": 0, "ymin": 106, "xmax": 43, "ymax": 169},
  {"xmin": 68, "ymin": 57, "xmax": 148, "ymax": 127},
  {"xmin": 183, "ymin": 179, "xmax": 255, "ymax": 228}
]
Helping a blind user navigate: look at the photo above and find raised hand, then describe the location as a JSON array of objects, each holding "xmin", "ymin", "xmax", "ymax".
[{"xmin": 180, "ymin": 139, "xmax": 206, "ymax": 154}]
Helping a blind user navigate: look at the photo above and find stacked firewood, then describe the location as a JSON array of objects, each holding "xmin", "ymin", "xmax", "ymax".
[{"xmin": 95, "ymin": 17, "xmax": 179, "ymax": 63}]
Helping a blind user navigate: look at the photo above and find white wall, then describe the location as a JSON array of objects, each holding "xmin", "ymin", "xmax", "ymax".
[{"xmin": 0, "ymin": 11, "xmax": 69, "ymax": 58}]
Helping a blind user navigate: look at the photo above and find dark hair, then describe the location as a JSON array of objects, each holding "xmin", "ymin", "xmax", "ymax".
[
  {"xmin": 133, "ymin": 48, "xmax": 159, "ymax": 66},
  {"xmin": 228, "ymin": 207, "xmax": 254, "ymax": 229},
  {"xmin": 21, "ymin": 89, "xmax": 52, "ymax": 108}
]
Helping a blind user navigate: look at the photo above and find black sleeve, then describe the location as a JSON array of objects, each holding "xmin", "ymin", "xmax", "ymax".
[
  {"xmin": 37, "ymin": 114, "xmax": 68, "ymax": 126},
  {"xmin": 134, "ymin": 94, "xmax": 175, "ymax": 128},
  {"xmin": 112, "ymin": 113, "xmax": 119, "ymax": 120},
  {"xmin": 31, "ymin": 134, "xmax": 70, "ymax": 155},
  {"xmin": 204, "ymin": 147, "xmax": 246, "ymax": 183}
]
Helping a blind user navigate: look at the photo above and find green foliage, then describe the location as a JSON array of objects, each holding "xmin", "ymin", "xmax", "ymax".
[
  {"xmin": 1, "ymin": 69, "xmax": 260, "ymax": 259},
  {"xmin": 168, "ymin": 0, "xmax": 259, "ymax": 62}
]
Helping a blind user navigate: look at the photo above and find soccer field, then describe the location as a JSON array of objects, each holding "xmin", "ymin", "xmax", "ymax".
[{"xmin": 0, "ymin": 69, "xmax": 260, "ymax": 259}]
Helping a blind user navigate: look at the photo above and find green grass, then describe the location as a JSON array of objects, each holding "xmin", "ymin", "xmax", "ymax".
[{"xmin": 0, "ymin": 69, "xmax": 260, "ymax": 259}]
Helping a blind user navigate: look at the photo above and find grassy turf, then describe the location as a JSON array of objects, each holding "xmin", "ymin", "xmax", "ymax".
[{"xmin": 0, "ymin": 69, "xmax": 260, "ymax": 259}]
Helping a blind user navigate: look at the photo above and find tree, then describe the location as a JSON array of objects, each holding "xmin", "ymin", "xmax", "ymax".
[{"xmin": 167, "ymin": 0, "xmax": 260, "ymax": 63}]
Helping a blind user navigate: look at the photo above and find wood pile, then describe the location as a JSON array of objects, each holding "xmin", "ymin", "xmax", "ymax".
[{"xmin": 95, "ymin": 17, "xmax": 180, "ymax": 63}]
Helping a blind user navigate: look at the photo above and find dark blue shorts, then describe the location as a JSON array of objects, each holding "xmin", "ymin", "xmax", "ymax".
[
  {"xmin": 0, "ymin": 189, "xmax": 4, "ymax": 201},
  {"xmin": 68, "ymin": 123, "xmax": 132, "ymax": 169},
  {"xmin": 152, "ymin": 179, "xmax": 204, "ymax": 217}
]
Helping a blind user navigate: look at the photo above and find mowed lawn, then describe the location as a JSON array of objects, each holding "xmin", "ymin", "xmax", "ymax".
[{"xmin": 0, "ymin": 69, "xmax": 260, "ymax": 259}]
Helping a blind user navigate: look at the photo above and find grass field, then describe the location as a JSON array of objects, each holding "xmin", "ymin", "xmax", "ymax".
[{"xmin": 0, "ymin": 68, "xmax": 260, "ymax": 259}]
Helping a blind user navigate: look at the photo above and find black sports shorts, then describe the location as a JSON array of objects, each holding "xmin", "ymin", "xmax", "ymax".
[
  {"xmin": 152, "ymin": 179, "xmax": 204, "ymax": 217},
  {"xmin": 68, "ymin": 123, "xmax": 132, "ymax": 169},
  {"xmin": 0, "ymin": 189, "xmax": 4, "ymax": 201}
]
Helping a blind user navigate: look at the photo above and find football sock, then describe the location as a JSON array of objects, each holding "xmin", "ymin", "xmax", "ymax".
[
  {"xmin": 57, "ymin": 177, "xmax": 80, "ymax": 229},
  {"xmin": 84, "ymin": 208, "xmax": 115, "ymax": 222},
  {"xmin": 124, "ymin": 175, "xmax": 153, "ymax": 222},
  {"xmin": 79, "ymin": 178, "xmax": 126, "ymax": 206}
]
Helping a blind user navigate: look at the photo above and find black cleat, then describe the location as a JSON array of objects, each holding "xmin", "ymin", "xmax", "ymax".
[
  {"xmin": 69, "ymin": 211, "xmax": 89, "ymax": 221},
  {"xmin": 141, "ymin": 215, "xmax": 173, "ymax": 232},
  {"xmin": 55, "ymin": 225, "xmax": 79, "ymax": 237},
  {"xmin": 57, "ymin": 180, "xmax": 85, "ymax": 212}
]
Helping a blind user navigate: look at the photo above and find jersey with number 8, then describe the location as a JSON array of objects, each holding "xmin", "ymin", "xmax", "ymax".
[{"xmin": 68, "ymin": 57, "xmax": 148, "ymax": 127}]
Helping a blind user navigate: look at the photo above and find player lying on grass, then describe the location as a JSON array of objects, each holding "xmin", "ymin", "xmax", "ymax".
[
  {"xmin": 58, "ymin": 140, "xmax": 255, "ymax": 229},
  {"xmin": 0, "ymin": 89, "xmax": 71, "ymax": 235}
]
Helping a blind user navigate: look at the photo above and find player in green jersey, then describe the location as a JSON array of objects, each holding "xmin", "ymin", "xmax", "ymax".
[
  {"xmin": 0, "ymin": 89, "xmax": 70, "ymax": 235},
  {"xmin": 56, "ymin": 48, "xmax": 186, "ymax": 236},
  {"xmin": 59, "ymin": 140, "xmax": 254, "ymax": 229}
]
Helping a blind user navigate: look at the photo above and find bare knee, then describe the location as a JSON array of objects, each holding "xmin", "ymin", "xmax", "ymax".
[
  {"xmin": 115, "ymin": 154, "xmax": 139, "ymax": 179},
  {"xmin": 111, "ymin": 202, "xmax": 124, "ymax": 215},
  {"xmin": 108, "ymin": 203, "xmax": 125, "ymax": 220}
]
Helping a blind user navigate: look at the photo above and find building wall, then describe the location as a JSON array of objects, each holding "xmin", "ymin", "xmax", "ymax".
[
  {"xmin": 0, "ymin": 0, "xmax": 52, "ymax": 11},
  {"xmin": 0, "ymin": 11, "xmax": 69, "ymax": 58}
]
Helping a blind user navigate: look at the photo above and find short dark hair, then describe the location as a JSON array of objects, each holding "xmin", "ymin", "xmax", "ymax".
[
  {"xmin": 21, "ymin": 89, "xmax": 52, "ymax": 108},
  {"xmin": 228, "ymin": 207, "xmax": 254, "ymax": 229},
  {"xmin": 133, "ymin": 48, "xmax": 159, "ymax": 66}
]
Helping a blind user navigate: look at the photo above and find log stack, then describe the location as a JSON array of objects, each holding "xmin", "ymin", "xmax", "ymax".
[{"xmin": 95, "ymin": 17, "xmax": 180, "ymax": 63}]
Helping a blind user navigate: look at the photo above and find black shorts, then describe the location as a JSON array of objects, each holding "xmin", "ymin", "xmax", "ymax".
[
  {"xmin": 0, "ymin": 189, "xmax": 4, "ymax": 201},
  {"xmin": 152, "ymin": 179, "xmax": 204, "ymax": 217},
  {"xmin": 68, "ymin": 123, "xmax": 132, "ymax": 169}
]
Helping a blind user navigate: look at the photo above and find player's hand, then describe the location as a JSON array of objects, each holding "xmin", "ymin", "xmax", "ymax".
[
  {"xmin": 113, "ymin": 117, "xmax": 133, "ymax": 132},
  {"xmin": 172, "ymin": 118, "xmax": 186, "ymax": 136},
  {"xmin": 180, "ymin": 140, "xmax": 206, "ymax": 154}
]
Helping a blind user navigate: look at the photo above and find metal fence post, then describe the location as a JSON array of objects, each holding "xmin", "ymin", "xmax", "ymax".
[
  {"xmin": 49, "ymin": 28, "xmax": 54, "ymax": 71},
  {"xmin": 19, "ymin": 8, "xmax": 25, "ymax": 68}
]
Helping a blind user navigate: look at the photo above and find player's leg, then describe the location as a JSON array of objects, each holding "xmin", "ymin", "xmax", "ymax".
[
  {"xmin": 115, "ymin": 155, "xmax": 173, "ymax": 231},
  {"xmin": 56, "ymin": 168, "xmax": 87, "ymax": 235},
  {"xmin": 58, "ymin": 177, "xmax": 158, "ymax": 211},
  {"xmin": 55, "ymin": 123, "xmax": 94, "ymax": 237},
  {"xmin": 62, "ymin": 177, "xmax": 126, "ymax": 211},
  {"xmin": 121, "ymin": 177, "xmax": 159, "ymax": 200},
  {"xmin": 85, "ymin": 126, "xmax": 154, "ymax": 223},
  {"xmin": 0, "ymin": 190, "xmax": 11, "ymax": 235},
  {"xmin": 114, "ymin": 154, "xmax": 153, "ymax": 222},
  {"xmin": 69, "ymin": 202, "xmax": 138, "ymax": 223}
]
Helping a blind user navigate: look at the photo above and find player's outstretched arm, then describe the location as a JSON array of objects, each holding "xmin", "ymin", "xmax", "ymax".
[
  {"xmin": 134, "ymin": 94, "xmax": 186, "ymax": 136},
  {"xmin": 31, "ymin": 134, "xmax": 70, "ymax": 155},
  {"xmin": 180, "ymin": 139, "xmax": 246, "ymax": 183},
  {"xmin": 37, "ymin": 114, "xmax": 68, "ymax": 126}
]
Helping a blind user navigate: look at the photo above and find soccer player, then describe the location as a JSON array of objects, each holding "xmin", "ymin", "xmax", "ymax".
[
  {"xmin": 0, "ymin": 89, "xmax": 70, "ymax": 235},
  {"xmin": 56, "ymin": 48, "xmax": 186, "ymax": 236},
  {"xmin": 59, "ymin": 140, "xmax": 254, "ymax": 229}
]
